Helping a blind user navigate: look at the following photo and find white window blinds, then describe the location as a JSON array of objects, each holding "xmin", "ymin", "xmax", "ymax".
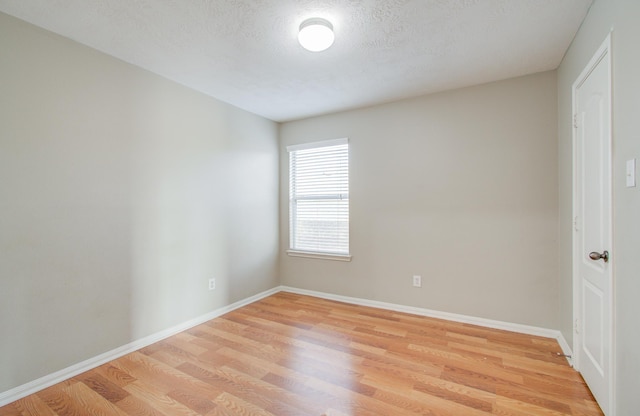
[{"xmin": 288, "ymin": 138, "xmax": 349, "ymax": 255}]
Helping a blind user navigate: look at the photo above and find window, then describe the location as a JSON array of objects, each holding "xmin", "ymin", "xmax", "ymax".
[{"xmin": 287, "ymin": 138, "xmax": 350, "ymax": 261}]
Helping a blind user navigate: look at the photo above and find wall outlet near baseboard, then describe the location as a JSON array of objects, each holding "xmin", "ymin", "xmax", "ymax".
[
  {"xmin": 412, "ymin": 275, "xmax": 422, "ymax": 288},
  {"xmin": 208, "ymin": 278, "xmax": 216, "ymax": 291}
]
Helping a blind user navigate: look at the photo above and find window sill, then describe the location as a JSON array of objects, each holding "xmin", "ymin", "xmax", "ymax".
[{"xmin": 286, "ymin": 250, "xmax": 352, "ymax": 262}]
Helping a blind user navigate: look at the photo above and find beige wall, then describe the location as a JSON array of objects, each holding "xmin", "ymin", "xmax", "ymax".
[
  {"xmin": 0, "ymin": 12, "xmax": 279, "ymax": 393},
  {"xmin": 557, "ymin": 0, "xmax": 640, "ymax": 412},
  {"xmin": 279, "ymin": 71, "xmax": 559, "ymax": 329}
]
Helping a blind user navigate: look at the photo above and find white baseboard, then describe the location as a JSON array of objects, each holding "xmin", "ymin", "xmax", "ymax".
[
  {"xmin": 0, "ymin": 286, "xmax": 280, "ymax": 407},
  {"xmin": 1, "ymin": 284, "xmax": 574, "ymax": 407},
  {"xmin": 280, "ymin": 286, "xmax": 574, "ymax": 365}
]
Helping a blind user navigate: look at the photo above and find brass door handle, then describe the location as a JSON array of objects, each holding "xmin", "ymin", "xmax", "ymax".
[{"xmin": 589, "ymin": 250, "xmax": 609, "ymax": 263}]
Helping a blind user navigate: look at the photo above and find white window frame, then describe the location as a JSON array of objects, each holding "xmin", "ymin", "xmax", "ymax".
[{"xmin": 286, "ymin": 138, "xmax": 351, "ymax": 261}]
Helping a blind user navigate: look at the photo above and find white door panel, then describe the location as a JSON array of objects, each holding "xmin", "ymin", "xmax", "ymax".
[
  {"xmin": 582, "ymin": 280, "xmax": 604, "ymax": 375},
  {"xmin": 573, "ymin": 34, "xmax": 613, "ymax": 415}
]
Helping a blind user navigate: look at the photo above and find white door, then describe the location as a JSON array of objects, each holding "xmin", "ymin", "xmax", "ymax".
[{"xmin": 573, "ymin": 35, "xmax": 614, "ymax": 415}]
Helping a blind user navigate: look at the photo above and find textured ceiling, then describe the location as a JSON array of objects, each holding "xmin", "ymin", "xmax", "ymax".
[{"xmin": 0, "ymin": 0, "xmax": 592, "ymax": 122}]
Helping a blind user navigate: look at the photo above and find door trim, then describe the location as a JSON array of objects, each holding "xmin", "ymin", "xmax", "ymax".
[{"xmin": 571, "ymin": 32, "xmax": 615, "ymax": 415}]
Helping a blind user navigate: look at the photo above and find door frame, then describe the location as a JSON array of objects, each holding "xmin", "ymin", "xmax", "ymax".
[{"xmin": 571, "ymin": 32, "xmax": 615, "ymax": 415}]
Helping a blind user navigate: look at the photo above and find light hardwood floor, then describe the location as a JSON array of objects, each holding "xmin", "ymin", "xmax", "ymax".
[{"xmin": 1, "ymin": 292, "xmax": 603, "ymax": 415}]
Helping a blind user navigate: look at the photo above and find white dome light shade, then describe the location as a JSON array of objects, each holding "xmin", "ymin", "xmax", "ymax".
[{"xmin": 298, "ymin": 18, "xmax": 334, "ymax": 52}]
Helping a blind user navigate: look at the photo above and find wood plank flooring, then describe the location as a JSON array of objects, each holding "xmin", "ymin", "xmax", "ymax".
[{"xmin": 0, "ymin": 292, "xmax": 603, "ymax": 415}]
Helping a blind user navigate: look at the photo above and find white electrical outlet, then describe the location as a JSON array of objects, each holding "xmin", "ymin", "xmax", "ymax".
[
  {"xmin": 208, "ymin": 278, "xmax": 216, "ymax": 291},
  {"xmin": 412, "ymin": 275, "xmax": 422, "ymax": 288}
]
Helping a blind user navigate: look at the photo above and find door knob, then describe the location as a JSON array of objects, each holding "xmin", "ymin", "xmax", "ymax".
[{"xmin": 589, "ymin": 250, "xmax": 609, "ymax": 263}]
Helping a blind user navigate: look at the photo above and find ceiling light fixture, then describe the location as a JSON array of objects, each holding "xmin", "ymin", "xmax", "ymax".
[{"xmin": 298, "ymin": 18, "xmax": 334, "ymax": 52}]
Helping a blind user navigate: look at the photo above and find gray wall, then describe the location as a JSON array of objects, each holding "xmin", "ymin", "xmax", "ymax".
[
  {"xmin": 0, "ymin": 12, "xmax": 279, "ymax": 393},
  {"xmin": 557, "ymin": 0, "xmax": 640, "ymax": 413},
  {"xmin": 279, "ymin": 71, "xmax": 559, "ymax": 329}
]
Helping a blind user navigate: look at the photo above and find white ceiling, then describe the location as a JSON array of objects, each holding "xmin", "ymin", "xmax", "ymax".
[{"xmin": 0, "ymin": 0, "xmax": 592, "ymax": 122}]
